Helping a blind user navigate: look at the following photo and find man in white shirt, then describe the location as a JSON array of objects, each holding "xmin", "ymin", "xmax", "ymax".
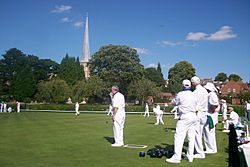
[
  {"xmin": 221, "ymin": 99, "xmax": 227, "ymax": 122},
  {"xmin": 191, "ymin": 76, "xmax": 208, "ymax": 159},
  {"xmin": 111, "ymin": 86, "xmax": 126, "ymax": 147},
  {"xmin": 143, "ymin": 103, "xmax": 149, "ymax": 117},
  {"xmin": 75, "ymin": 102, "xmax": 80, "ymax": 116},
  {"xmin": 16, "ymin": 101, "xmax": 21, "ymax": 113},
  {"xmin": 203, "ymin": 82, "xmax": 219, "ymax": 154},
  {"xmin": 0, "ymin": 102, "xmax": 3, "ymax": 113},
  {"xmin": 166, "ymin": 79, "xmax": 198, "ymax": 163},
  {"xmin": 245, "ymin": 101, "xmax": 250, "ymax": 121},
  {"xmin": 153, "ymin": 104, "xmax": 164, "ymax": 125},
  {"xmin": 223, "ymin": 107, "xmax": 240, "ymax": 132}
]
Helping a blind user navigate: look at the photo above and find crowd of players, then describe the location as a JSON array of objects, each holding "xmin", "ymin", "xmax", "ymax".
[{"xmin": 106, "ymin": 76, "xmax": 248, "ymax": 164}]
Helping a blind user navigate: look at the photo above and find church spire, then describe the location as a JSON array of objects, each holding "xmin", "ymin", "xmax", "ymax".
[{"xmin": 81, "ymin": 14, "xmax": 90, "ymax": 78}]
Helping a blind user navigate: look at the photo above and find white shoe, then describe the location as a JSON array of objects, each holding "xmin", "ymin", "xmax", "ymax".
[
  {"xmin": 166, "ymin": 158, "xmax": 180, "ymax": 163},
  {"xmin": 111, "ymin": 143, "xmax": 123, "ymax": 147},
  {"xmin": 184, "ymin": 155, "xmax": 193, "ymax": 162},
  {"xmin": 154, "ymin": 123, "xmax": 159, "ymax": 125},
  {"xmin": 205, "ymin": 151, "xmax": 217, "ymax": 154},
  {"xmin": 194, "ymin": 154, "xmax": 205, "ymax": 159}
]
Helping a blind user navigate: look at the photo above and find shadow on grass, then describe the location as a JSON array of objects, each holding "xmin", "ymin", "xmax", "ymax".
[{"xmin": 104, "ymin": 136, "xmax": 114, "ymax": 144}]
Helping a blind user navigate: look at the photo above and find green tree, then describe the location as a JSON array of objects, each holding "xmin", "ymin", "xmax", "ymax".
[
  {"xmin": 35, "ymin": 79, "xmax": 71, "ymax": 103},
  {"xmin": 89, "ymin": 45, "xmax": 144, "ymax": 95},
  {"xmin": 9, "ymin": 66, "xmax": 36, "ymax": 102},
  {"xmin": 58, "ymin": 54, "xmax": 84, "ymax": 85},
  {"xmin": 228, "ymin": 73, "xmax": 242, "ymax": 82},
  {"xmin": 145, "ymin": 67, "xmax": 165, "ymax": 87},
  {"xmin": 128, "ymin": 77, "xmax": 162, "ymax": 106},
  {"xmin": 215, "ymin": 72, "xmax": 228, "ymax": 82},
  {"xmin": 167, "ymin": 61, "xmax": 195, "ymax": 95},
  {"xmin": 0, "ymin": 48, "xmax": 59, "ymax": 100},
  {"xmin": 72, "ymin": 76, "xmax": 104, "ymax": 102}
]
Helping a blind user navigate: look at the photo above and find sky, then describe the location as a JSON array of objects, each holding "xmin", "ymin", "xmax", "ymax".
[{"xmin": 0, "ymin": 0, "xmax": 250, "ymax": 81}]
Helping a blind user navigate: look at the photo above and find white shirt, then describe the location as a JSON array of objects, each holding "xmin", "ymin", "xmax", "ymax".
[
  {"xmin": 75, "ymin": 103, "xmax": 79, "ymax": 110},
  {"xmin": 145, "ymin": 104, "xmax": 149, "ymax": 112},
  {"xmin": 113, "ymin": 92, "xmax": 125, "ymax": 113},
  {"xmin": 229, "ymin": 111, "xmax": 239, "ymax": 125},
  {"xmin": 207, "ymin": 91, "xmax": 219, "ymax": 124},
  {"xmin": 172, "ymin": 89, "xmax": 197, "ymax": 115},
  {"xmin": 221, "ymin": 103, "xmax": 227, "ymax": 113},
  {"xmin": 208, "ymin": 92, "xmax": 219, "ymax": 107},
  {"xmin": 193, "ymin": 84, "xmax": 208, "ymax": 112},
  {"xmin": 246, "ymin": 103, "xmax": 250, "ymax": 110}
]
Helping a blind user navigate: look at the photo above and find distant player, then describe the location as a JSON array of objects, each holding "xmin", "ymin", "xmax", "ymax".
[
  {"xmin": 16, "ymin": 101, "xmax": 21, "ymax": 113},
  {"xmin": 171, "ymin": 106, "xmax": 179, "ymax": 119},
  {"xmin": 107, "ymin": 104, "xmax": 113, "ymax": 116},
  {"xmin": 143, "ymin": 103, "xmax": 149, "ymax": 117},
  {"xmin": 7, "ymin": 107, "xmax": 12, "ymax": 113},
  {"xmin": 75, "ymin": 102, "xmax": 80, "ymax": 116},
  {"xmin": 153, "ymin": 104, "xmax": 164, "ymax": 125}
]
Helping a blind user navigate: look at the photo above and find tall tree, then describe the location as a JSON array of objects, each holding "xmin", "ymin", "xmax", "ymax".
[
  {"xmin": 128, "ymin": 78, "xmax": 162, "ymax": 106},
  {"xmin": 35, "ymin": 79, "xmax": 71, "ymax": 103},
  {"xmin": 215, "ymin": 72, "xmax": 228, "ymax": 82},
  {"xmin": 167, "ymin": 61, "xmax": 195, "ymax": 95},
  {"xmin": 72, "ymin": 76, "xmax": 104, "ymax": 102},
  {"xmin": 145, "ymin": 67, "xmax": 165, "ymax": 87},
  {"xmin": 89, "ymin": 45, "xmax": 144, "ymax": 95},
  {"xmin": 0, "ymin": 48, "xmax": 59, "ymax": 101},
  {"xmin": 228, "ymin": 74, "xmax": 242, "ymax": 82},
  {"xmin": 58, "ymin": 54, "xmax": 84, "ymax": 85},
  {"xmin": 9, "ymin": 66, "xmax": 36, "ymax": 101}
]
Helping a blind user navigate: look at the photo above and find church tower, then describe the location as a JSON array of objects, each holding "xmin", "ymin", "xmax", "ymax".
[{"xmin": 80, "ymin": 14, "xmax": 90, "ymax": 78}]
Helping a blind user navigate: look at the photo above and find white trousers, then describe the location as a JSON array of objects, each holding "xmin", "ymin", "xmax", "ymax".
[
  {"xmin": 203, "ymin": 114, "xmax": 217, "ymax": 153},
  {"xmin": 156, "ymin": 114, "xmax": 164, "ymax": 124},
  {"xmin": 75, "ymin": 109, "xmax": 80, "ymax": 115},
  {"xmin": 171, "ymin": 113, "xmax": 197, "ymax": 161},
  {"xmin": 17, "ymin": 108, "xmax": 20, "ymax": 113},
  {"xmin": 144, "ymin": 110, "xmax": 149, "ymax": 117},
  {"xmin": 194, "ymin": 112, "xmax": 207, "ymax": 156},
  {"xmin": 113, "ymin": 114, "xmax": 125, "ymax": 145}
]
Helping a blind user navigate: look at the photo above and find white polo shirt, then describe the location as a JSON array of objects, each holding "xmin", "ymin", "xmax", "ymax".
[
  {"xmin": 230, "ymin": 111, "xmax": 239, "ymax": 125},
  {"xmin": 112, "ymin": 92, "xmax": 125, "ymax": 114},
  {"xmin": 172, "ymin": 89, "xmax": 197, "ymax": 115},
  {"xmin": 193, "ymin": 84, "xmax": 208, "ymax": 112}
]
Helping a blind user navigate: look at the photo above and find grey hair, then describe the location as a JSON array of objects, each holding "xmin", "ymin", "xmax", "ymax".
[{"xmin": 112, "ymin": 85, "xmax": 119, "ymax": 91}]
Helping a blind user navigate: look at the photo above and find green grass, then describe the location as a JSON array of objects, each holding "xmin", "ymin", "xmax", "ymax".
[{"xmin": 0, "ymin": 112, "xmax": 228, "ymax": 167}]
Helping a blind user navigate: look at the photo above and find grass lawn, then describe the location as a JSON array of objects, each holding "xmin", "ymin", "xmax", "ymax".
[{"xmin": 0, "ymin": 112, "xmax": 228, "ymax": 167}]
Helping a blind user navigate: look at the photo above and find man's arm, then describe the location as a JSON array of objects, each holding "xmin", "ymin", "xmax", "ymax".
[{"xmin": 112, "ymin": 107, "xmax": 118, "ymax": 121}]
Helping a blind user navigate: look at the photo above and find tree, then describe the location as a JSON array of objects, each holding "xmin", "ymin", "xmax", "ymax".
[
  {"xmin": 157, "ymin": 62, "xmax": 162, "ymax": 74},
  {"xmin": 72, "ymin": 76, "xmax": 104, "ymax": 102},
  {"xmin": 35, "ymin": 79, "xmax": 71, "ymax": 103},
  {"xmin": 128, "ymin": 78, "xmax": 162, "ymax": 106},
  {"xmin": 89, "ymin": 45, "xmax": 144, "ymax": 95},
  {"xmin": 167, "ymin": 61, "xmax": 195, "ymax": 95},
  {"xmin": 0, "ymin": 48, "xmax": 59, "ymax": 100},
  {"xmin": 145, "ymin": 67, "xmax": 165, "ymax": 87},
  {"xmin": 9, "ymin": 66, "xmax": 36, "ymax": 102},
  {"xmin": 58, "ymin": 54, "xmax": 84, "ymax": 86},
  {"xmin": 215, "ymin": 72, "xmax": 228, "ymax": 82},
  {"xmin": 228, "ymin": 74, "xmax": 242, "ymax": 82}
]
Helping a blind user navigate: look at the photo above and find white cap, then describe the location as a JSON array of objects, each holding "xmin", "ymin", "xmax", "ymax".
[
  {"xmin": 182, "ymin": 79, "xmax": 191, "ymax": 88},
  {"xmin": 204, "ymin": 82, "xmax": 218, "ymax": 92},
  {"xmin": 191, "ymin": 76, "xmax": 200, "ymax": 84}
]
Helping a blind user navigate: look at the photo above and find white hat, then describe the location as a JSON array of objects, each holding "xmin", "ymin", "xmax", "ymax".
[
  {"xmin": 191, "ymin": 76, "xmax": 200, "ymax": 84},
  {"xmin": 182, "ymin": 79, "xmax": 191, "ymax": 88},
  {"xmin": 204, "ymin": 82, "xmax": 218, "ymax": 92}
]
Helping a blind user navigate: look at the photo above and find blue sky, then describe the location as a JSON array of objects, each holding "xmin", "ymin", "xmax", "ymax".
[{"xmin": 0, "ymin": 0, "xmax": 250, "ymax": 81}]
